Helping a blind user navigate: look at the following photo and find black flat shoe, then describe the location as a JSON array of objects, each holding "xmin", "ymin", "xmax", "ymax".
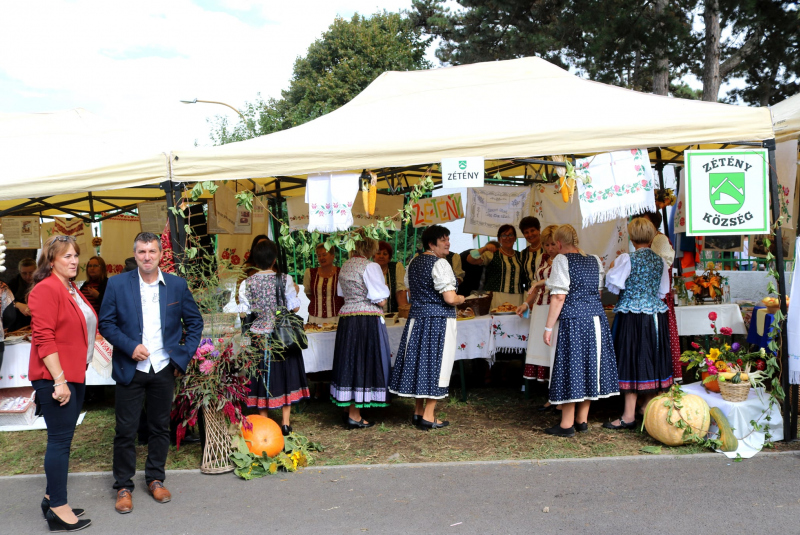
[
  {"xmin": 419, "ymin": 419, "xmax": 449, "ymax": 430},
  {"xmin": 346, "ymin": 417, "xmax": 375, "ymax": 429},
  {"xmin": 411, "ymin": 414, "xmax": 422, "ymax": 426},
  {"xmin": 602, "ymin": 418, "xmax": 637, "ymax": 430},
  {"xmin": 45, "ymin": 509, "xmax": 91, "ymax": 532},
  {"xmin": 574, "ymin": 422, "xmax": 589, "ymax": 433},
  {"xmin": 41, "ymin": 497, "xmax": 85, "ymax": 519},
  {"xmin": 537, "ymin": 404, "xmax": 555, "ymax": 412},
  {"xmin": 281, "ymin": 424, "xmax": 292, "ymax": 436},
  {"xmin": 544, "ymin": 424, "xmax": 575, "ymax": 437}
]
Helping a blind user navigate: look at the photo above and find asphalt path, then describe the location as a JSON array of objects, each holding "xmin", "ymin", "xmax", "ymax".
[{"xmin": 2, "ymin": 452, "xmax": 800, "ymax": 534}]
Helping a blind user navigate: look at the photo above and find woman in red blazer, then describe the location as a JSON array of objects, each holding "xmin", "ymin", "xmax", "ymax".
[{"xmin": 28, "ymin": 236, "xmax": 96, "ymax": 532}]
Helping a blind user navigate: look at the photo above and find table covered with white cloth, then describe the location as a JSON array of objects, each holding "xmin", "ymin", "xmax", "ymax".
[
  {"xmin": 672, "ymin": 304, "xmax": 746, "ymax": 335},
  {"xmin": 0, "ymin": 342, "xmax": 116, "ymax": 388},
  {"xmin": 303, "ymin": 315, "xmax": 520, "ymax": 373},
  {"xmin": 682, "ymin": 382, "xmax": 783, "ymax": 459}
]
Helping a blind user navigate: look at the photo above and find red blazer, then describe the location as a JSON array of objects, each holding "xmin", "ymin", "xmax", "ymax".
[{"xmin": 28, "ymin": 274, "xmax": 97, "ymax": 384}]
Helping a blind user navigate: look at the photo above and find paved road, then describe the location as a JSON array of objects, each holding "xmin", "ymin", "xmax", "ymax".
[{"xmin": 3, "ymin": 452, "xmax": 800, "ymax": 534}]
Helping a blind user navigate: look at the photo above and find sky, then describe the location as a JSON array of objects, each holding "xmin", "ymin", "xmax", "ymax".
[{"xmin": 0, "ymin": 0, "xmax": 425, "ymax": 155}]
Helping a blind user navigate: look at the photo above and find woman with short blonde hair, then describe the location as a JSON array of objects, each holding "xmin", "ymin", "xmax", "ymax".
[
  {"xmin": 542, "ymin": 224, "xmax": 619, "ymax": 437},
  {"xmin": 603, "ymin": 217, "xmax": 672, "ymax": 430}
]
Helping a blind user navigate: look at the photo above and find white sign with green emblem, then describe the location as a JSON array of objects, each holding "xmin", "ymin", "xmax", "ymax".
[
  {"xmin": 441, "ymin": 157, "xmax": 484, "ymax": 189},
  {"xmin": 685, "ymin": 149, "xmax": 769, "ymax": 236}
]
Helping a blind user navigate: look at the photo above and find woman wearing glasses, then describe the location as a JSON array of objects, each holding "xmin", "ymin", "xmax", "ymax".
[
  {"xmin": 466, "ymin": 224, "xmax": 524, "ymax": 309},
  {"xmin": 28, "ymin": 235, "xmax": 96, "ymax": 532}
]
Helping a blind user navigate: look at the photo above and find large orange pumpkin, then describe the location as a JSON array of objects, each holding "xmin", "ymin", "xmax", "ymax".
[{"xmin": 241, "ymin": 415, "xmax": 284, "ymax": 457}]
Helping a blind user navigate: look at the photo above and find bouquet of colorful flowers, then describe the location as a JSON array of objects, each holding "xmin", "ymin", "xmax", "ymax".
[{"xmin": 680, "ymin": 311, "xmax": 775, "ymax": 389}]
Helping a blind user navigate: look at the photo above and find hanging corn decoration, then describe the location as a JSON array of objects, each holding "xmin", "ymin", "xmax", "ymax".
[
  {"xmin": 361, "ymin": 170, "xmax": 371, "ymax": 214},
  {"xmin": 368, "ymin": 171, "xmax": 377, "ymax": 216}
]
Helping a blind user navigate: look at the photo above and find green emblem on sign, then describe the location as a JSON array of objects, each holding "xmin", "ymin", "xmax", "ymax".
[
  {"xmin": 709, "ymin": 172, "xmax": 745, "ymax": 215},
  {"xmin": 459, "ymin": 160, "xmax": 467, "ymax": 170}
]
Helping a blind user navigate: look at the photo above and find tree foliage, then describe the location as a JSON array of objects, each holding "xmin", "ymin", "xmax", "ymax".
[
  {"xmin": 409, "ymin": 0, "xmax": 799, "ymax": 104},
  {"xmin": 210, "ymin": 11, "xmax": 432, "ymax": 145}
]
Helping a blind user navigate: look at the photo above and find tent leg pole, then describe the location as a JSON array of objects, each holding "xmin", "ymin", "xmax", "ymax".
[
  {"xmin": 272, "ymin": 179, "xmax": 288, "ymax": 274},
  {"xmin": 162, "ymin": 180, "xmax": 185, "ymax": 269},
  {"xmin": 765, "ymin": 139, "xmax": 794, "ymax": 441},
  {"xmin": 654, "ymin": 148, "xmax": 669, "ymax": 235}
]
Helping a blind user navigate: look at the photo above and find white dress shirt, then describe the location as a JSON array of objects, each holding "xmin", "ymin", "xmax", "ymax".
[{"xmin": 136, "ymin": 269, "xmax": 169, "ymax": 374}]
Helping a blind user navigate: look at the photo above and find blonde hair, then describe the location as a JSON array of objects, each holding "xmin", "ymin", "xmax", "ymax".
[
  {"xmin": 628, "ymin": 217, "xmax": 657, "ymax": 246},
  {"xmin": 540, "ymin": 224, "xmax": 559, "ymax": 245},
  {"xmin": 351, "ymin": 228, "xmax": 379, "ymax": 259},
  {"xmin": 553, "ymin": 224, "xmax": 586, "ymax": 256}
]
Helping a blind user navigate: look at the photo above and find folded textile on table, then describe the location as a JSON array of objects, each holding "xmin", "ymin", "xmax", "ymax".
[{"xmin": 575, "ymin": 149, "xmax": 657, "ymax": 228}]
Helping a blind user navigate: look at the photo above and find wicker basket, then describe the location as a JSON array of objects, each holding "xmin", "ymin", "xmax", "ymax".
[
  {"xmin": 719, "ymin": 381, "xmax": 750, "ymax": 402},
  {"xmin": 459, "ymin": 292, "xmax": 492, "ymax": 316},
  {"xmin": 200, "ymin": 406, "xmax": 235, "ymax": 474},
  {"xmin": 398, "ymin": 303, "xmax": 411, "ymax": 319}
]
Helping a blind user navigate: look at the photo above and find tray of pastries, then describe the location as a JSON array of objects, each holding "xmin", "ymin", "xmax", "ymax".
[
  {"xmin": 490, "ymin": 302, "xmax": 518, "ymax": 315},
  {"xmin": 304, "ymin": 323, "xmax": 337, "ymax": 333},
  {"xmin": 457, "ymin": 307, "xmax": 475, "ymax": 321}
]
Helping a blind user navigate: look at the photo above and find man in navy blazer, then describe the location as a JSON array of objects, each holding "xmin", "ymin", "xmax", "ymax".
[{"xmin": 99, "ymin": 231, "xmax": 203, "ymax": 514}]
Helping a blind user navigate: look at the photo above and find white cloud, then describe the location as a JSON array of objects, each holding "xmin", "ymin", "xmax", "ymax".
[{"xmin": 0, "ymin": 0, "xmax": 421, "ymax": 154}]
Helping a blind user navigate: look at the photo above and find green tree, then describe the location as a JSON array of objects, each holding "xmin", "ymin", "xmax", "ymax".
[{"xmin": 210, "ymin": 11, "xmax": 432, "ymax": 145}]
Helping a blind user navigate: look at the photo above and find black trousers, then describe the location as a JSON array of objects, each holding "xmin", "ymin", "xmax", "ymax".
[
  {"xmin": 113, "ymin": 365, "xmax": 174, "ymax": 491},
  {"xmin": 31, "ymin": 380, "xmax": 86, "ymax": 508}
]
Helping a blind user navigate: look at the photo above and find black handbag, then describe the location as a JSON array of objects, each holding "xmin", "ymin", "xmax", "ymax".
[{"xmin": 270, "ymin": 274, "xmax": 308, "ymax": 354}]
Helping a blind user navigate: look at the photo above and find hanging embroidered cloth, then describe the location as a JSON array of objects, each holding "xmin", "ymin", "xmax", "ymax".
[
  {"xmin": 305, "ymin": 172, "xmax": 359, "ymax": 233},
  {"xmin": 575, "ymin": 149, "xmax": 657, "ymax": 228}
]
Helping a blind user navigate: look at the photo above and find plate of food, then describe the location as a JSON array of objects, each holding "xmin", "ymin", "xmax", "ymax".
[
  {"xmin": 304, "ymin": 323, "xmax": 337, "ymax": 333},
  {"xmin": 457, "ymin": 307, "xmax": 475, "ymax": 321},
  {"xmin": 491, "ymin": 302, "xmax": 518, "ymax": 315}
]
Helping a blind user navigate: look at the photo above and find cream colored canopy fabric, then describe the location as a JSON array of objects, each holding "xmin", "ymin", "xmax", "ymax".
[
  {"xmin": 772, "ymin": 93, "xmax": 800, "ymax": 142},
  {"xmin": 171, "ymin": 57, "xmax": 774, "ymax": 182},
  {"xmin": 0, "ymin": 108, "xmax": 168, "ymax": 201}
]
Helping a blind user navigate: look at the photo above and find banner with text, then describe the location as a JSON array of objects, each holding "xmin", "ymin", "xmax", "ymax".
[
  {"xmin": 410, "ymin": 193, "xmax": 464, "ymax": 228},
  {"xmin": 463, "ymin": 185, "xmax": 531, "ymax": 235},
  {"xmin": 441, "ymin": 157, "xmax": 484, "ymax": 189},
  {"xmin": 685, "ymin": 149, "xmax": 769, "ymax": 236}
]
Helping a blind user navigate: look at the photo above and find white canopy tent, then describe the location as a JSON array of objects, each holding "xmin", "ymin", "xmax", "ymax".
[
  {"xmin": 0, "ymin": 108, "xmax": 168, "ymax": 206},
  {"xmin": 171, "ymin": 56, "xmax": 774, "ymax": 182},
  {"xmin": 772, "ymin": 92, "xmax": 800, "ymax": 142}
]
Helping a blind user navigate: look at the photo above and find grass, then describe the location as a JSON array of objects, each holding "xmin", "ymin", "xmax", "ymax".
[{"xmin": 2, "ymin": 370, "xmax": 799, "ymax": 476}]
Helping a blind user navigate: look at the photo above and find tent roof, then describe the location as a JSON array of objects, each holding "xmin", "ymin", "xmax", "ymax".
[
  {"xmin": 171, "ymin": 56, "xmax": 774, "ymax": 182},
  {"xmin": 772, "ymin": 93, "xmax": 800, "ymax": 143},
  {"xmin": 0, "ymin": 108, "xmax": 168, "ymax": 203}
]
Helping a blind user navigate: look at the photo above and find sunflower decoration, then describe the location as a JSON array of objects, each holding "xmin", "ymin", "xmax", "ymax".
[{"xmin": 654, "ymin": 188, "xmax": 677, "ymax": 209}]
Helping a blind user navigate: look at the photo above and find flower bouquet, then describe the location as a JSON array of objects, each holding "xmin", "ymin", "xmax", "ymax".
[
  {"xmin": 686, "ymin": 262, "xmax": 723, "ymax": 304},
  {"xmin": 654, "ymin": 188, "xmax": 676, "ymax": 209},
  {"xmin": 680, "ymin": 312, "xmax": 773, "ymax": 397}
]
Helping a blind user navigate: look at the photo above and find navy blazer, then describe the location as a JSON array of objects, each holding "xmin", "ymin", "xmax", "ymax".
[{"xmin": 98, "ymin": 269, "xmax": 203, "ymax": 386}]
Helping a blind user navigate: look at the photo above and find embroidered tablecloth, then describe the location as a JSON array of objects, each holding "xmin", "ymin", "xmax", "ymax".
[
  {"xmin": 487, "ymin": 315, "xmax": 530, "ymax": 357},
  {"xmin": 0, "ymin": 343, "xmax": 116, "ymax": 388}
]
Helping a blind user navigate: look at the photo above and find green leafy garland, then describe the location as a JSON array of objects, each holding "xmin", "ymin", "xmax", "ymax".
[{"xmin": 230, "ymin": 433, "xmax": 325, "ymax": 480}]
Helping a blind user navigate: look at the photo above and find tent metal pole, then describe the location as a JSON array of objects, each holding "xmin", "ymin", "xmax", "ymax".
[
  {"xmin": 654, "ymin": 148, "xmax": 669, "ymax": 235},
  {"xmin": 765, "ymin": 139, "xmax": 794, "ymax": 441},
  {"xmin": 161, "ymin": 180, "xmax": 185, "ymax": 264},
  {"xmin": 273, "ymin": 179, "xmax": 288, "ymax": 274}
]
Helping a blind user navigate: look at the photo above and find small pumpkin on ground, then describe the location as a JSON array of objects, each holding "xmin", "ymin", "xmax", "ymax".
[
  {"xmin": 241, "ymin": 415, "xmax": 284, "ymax": 457},
  {"xmin": 643, "ymin": 385, "xmax": 711, "ymax": 447},
  {"xmin": 709, "ymin": 407, "xmax": 738, "ymax": 452}
]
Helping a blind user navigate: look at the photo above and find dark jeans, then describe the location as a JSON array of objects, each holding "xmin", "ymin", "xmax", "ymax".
[
  {"xmin": 31, "ymin": 380, "xmax": 86, "ymax": 508},
  {"xmin": 113, "ymin": 365, "xmax": 175, "ymax": 491}
]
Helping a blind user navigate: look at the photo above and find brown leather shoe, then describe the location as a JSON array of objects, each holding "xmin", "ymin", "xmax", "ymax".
[
  {"xmin": 115, "ymin": 489, "xmax": 133, "ymax": 514},
  {"xmin": 148, "ymin": 480, "xmax": 171, "ymax": 503}
]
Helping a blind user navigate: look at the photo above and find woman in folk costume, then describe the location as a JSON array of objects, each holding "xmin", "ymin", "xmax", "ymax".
[
  {"xmin": 519, "ymin": 216, "xmax": 546, "ymax": 292},
  {"xmin": 466, "ymin": 224, "xmax": 524, "ymax": 309},
  {"xmin": 516, "ymin": 225, "xmax": 559, "ymax": 399},
  {"xmin": 373, "ymin": 241, "xmax": 408, "ymax": 314},
  {"xmin": 303, "ymin": 243, "xmax": 344, "ymax": 325},
  {"xmin": 543, "ymin": 225, "xmax": 619, "ymax": 437},
  {"xmin": 603, "ymin": 218, "xmax": 673, "ymax": 429},
  {"xmin": 330, "ymin": 229, "xmax": 392, "ymax": 429},
  {"xmin": 389, "ymin": 225, "xmax": 465, "ymax": 430},
  {"xmin": 641, "ymin": 211, "xmax": 682, "ymax": 382}
]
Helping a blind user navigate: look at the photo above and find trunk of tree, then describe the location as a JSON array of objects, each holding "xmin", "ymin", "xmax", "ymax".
[
  {"xmin": 652, "ymin": 0, "xmax": 670, "ymax": 95},
  {"xmin": 702, "ymin": 0, "xmax": 721, "ymax": 102}
]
